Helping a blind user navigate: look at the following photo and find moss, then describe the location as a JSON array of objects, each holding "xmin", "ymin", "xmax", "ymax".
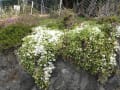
[{"xmin": 0, "ymin": 24, "xmax": 32, "ymax": 52}]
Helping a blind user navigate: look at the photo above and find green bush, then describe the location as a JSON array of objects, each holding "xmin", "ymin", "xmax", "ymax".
[
  {"xmin": 62, "ymin": 24, "xmax": 117, "ymax": 83},
  {"xmin": 0, "ymin": 24, "xmax": 31, "ymax": 51},
  {"xmin": 18, "ymin": 27, "xmax": 63, "ymax": 90}
]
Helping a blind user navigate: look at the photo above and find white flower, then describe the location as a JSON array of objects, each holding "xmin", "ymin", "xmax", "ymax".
[
  {"xmin": 114, "ymin": 41, "xmax": 120, "ymax": 51},
  {"xmin": 34, "ymin": 45, "xmax": 45, "ymax": 56},
  {"xmin": 26, "ymin": 53, "xmax": 30, "ymax": 56},
  {"xmin": 102, "ymin": 55, "xmax": 105, "ymax": 58},
  {"xmin": 92, "ymin": 26, "xmax": 101, "ymax": 33},
  {"xmin": 110, "ymin": 54, "xmax": 117, "ymax": 65},
  {"xmin": 116, "ymin": 26, "xmax": 120, "ymax": 37},
  {"xmin": 18, "ymin": 26, "xmax": 63, "ymax": 88}
]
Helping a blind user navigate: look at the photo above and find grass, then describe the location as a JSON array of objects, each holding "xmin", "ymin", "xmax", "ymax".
[
  {"xmin": 96, "ymin": 16, "xmax": 120, "ymax": 24},
  {"xmin": 38, "ymin": 17, "xmax": 64, "ymax": 30}
]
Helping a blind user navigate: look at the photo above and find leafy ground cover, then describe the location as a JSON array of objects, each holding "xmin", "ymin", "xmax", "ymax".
[
  {"xmin": 18, "ymin": 26, "xmax": 63, "ymax": 90},
  {"xmin": 0, "ymin": 24, "xmax": 31, "ymax": 52},
  {"xmin": 18, "ymin": 21, "xmax": 120, "ymax": 89}
]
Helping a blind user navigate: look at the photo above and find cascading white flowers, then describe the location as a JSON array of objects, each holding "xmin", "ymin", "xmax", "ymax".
[{"xmin": 18, "ymin": 26, "xmax": 63, "ymax": 89}]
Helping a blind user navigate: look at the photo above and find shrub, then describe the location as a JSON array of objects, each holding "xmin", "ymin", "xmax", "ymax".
[
  {"xmin": 18, "ymin": 26, "xmax": 63, "ymax": 90},
  {"xmin": 0, "ymin": 24, "xmax": 31, "ymax": 52},
  {"xmin": 49, "ymin": 9, "xmax": 77, "ymax": 30},
  {"xmin": 61, "ymin": 23, "xmax": 117, "ymax": 83},
  {"xmin": 61, "ymin": 9, "xmax": 76, "ymax": 29}
]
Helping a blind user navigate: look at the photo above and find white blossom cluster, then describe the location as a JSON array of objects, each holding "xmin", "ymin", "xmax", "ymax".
[
  {"xmin": 116, "ymin": 26, "xmax": 120, "ymax": 37},
  {"xmin": 33, "ymin": 26, "xmax": 63, "ymax": 43},
  {"xmin": 72, "ymin": 23, "xmax": 102, "ymax": 41},
  {"xmin": 102, "ymin": 53, "xmax": 116, "ymax": 66},
  {"xmin": 43, "ymin": 62, "xmax": 55, "ymax": 83},
  {"xmin": 18, "ymin": 26, "xmax": 63, "ymax": 89},
  {"xmin": 110, "ymin": 53, "xmax": 117, "ymax": 65},
  {"xmin": 73, "ymin": 24, "xmax": 117, "ymax": 66}
]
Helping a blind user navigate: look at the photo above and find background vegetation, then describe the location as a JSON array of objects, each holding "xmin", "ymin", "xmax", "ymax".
[{"xmin": 0, "ymin": 24, "xmax": 31, "ymax": 52}]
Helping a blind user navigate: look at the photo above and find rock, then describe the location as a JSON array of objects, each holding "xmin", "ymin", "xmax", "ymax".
[
  {"xmin": 104, "ymin": 74, "xmax": 120, "ymax": 90},
  {"xmin": 48, "ymin": 58, "xmax": 120, "ymax": 90},
  {"xmin": 48, "ymin": 58, "xmax": 98, "ymax": 90},
  {"xmin": 0, "ymin": 52, "xmax": 38, "ymax": 90}
]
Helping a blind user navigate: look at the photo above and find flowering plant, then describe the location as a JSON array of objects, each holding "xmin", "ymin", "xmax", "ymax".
[
  {"xmin": 62, "ymin": 23, "xmax": 118, "ymax": 83},
  {"xmin": 18, "ymin": 26, "xmax": 63, "ymax": 89},
  {"xmin": 18, "ymin": 22, "xmax": 120, "ymax": 89}
]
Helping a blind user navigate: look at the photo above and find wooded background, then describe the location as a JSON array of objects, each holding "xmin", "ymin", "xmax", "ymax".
[{"xmin": 0, "ymin": 0, "xmax": 120, "ymax": 17}]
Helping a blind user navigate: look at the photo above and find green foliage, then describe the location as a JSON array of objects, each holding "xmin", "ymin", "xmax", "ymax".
[
  {"xmin": 76, "ymin": 16, "xmax": 89, "ymax": 23},
  {"xmin": 0, "ymin": 24, "xmax": 31, "ymax": 51},
  {"xmin": 18, "ymin": 27, "xmax": 63, "ymax": 90},
  {"xmin": 97, "ymin": 16, "xmax": 120, "ymax": 24},
  {"xmin": 38, "ymin": 17, "xmax": 65, "ymax": 30},
  {"xmin": 17, "ymin": 20, "xmax": 118, "ymax": 89},
  {"xmin": 46, "ymin": 19, "xmax": 65, "ymax": 30},
  {"xmin": 48, "ymin": 9, "xmax": 77, "ymax": 30},
  {"xmin": 60, "ymin": 9, "xmax": 76, "ymax": 29},
  {"xmin": 61, "ymin": 23, "xmax": 117, "ymax": 83}
]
